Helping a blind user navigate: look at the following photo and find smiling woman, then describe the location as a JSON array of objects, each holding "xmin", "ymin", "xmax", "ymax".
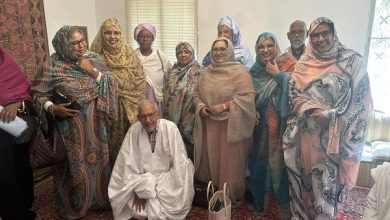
[{"xmin": 91, "ymin": 18, "xmax": 146, "ymax": 166}]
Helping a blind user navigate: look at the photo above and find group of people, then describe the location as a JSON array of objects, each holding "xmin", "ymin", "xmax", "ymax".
[{"xmin": 0, "ymin": 15, "xmax": 373, "ymax": 220}]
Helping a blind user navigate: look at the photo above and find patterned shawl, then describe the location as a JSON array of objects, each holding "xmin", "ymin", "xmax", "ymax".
[
  {"xmin": 164, "ymin": 42, "xmax": 203, "ymax": 143},
  {"xmin": 250, "ymin": 32, "xmax": 296, "ymax": 112},
  {"xmin": 0, "ymin": 47, "xmax": 32, "ymax": 106},
  {"xmin": 31, "ymin": 25, "xmax": 118, "ymax": 122},
  {"xmin": 284, "ymin": 17, "xmax": 373, "ymax": 188},
  {"xmin": 91, "ymin": 18, "xmax": 145, "ymax": 124}
]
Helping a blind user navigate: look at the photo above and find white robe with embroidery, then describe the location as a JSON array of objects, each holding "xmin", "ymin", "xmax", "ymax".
[
  {"xmin": 363, "ymin": 162, "xmax": 390, "ymax": 220},
  {"xmin": 108, "ymin": 119, "xmax": 195, "ymax": 220}
]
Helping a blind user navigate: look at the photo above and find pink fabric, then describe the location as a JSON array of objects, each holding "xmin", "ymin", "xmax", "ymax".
[
  {"xmin": 133, "ymin": 23, "xmax": 156, "ymax": 41},
  {"xmin": 0, "ymin": 48, "xmax": 32, "ymax": 106}
]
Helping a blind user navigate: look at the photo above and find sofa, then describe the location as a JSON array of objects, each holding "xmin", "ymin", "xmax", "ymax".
[{"xmin": 356, "ymin": 110, "xmax": 390, "ymax": 188}]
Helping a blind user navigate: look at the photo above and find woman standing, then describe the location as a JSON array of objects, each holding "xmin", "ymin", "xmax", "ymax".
[
  {"xmin": 134, "ymin": 23, "xmax": 171, "ymax": 113},
  {"xmin": 91, "ymin": 18, "xmax": 145, "ymax": 166},
  {"xmin": 284, "ymin": 17, "xmax": 372, "ymax": 219},
  {"xmin": 31, "ymin": 26, "xmax": 118, "ymax": 219},
  {"xmin": 202, "ymin": 16, "xmax": 254, "ymax": 70},
  {"xmin": 194, "ymin": 37, "xmax": 256, "ymax": 207},
  {"xmin": 164, "ymin": 42, "xmax": 203, "ymax": 161},
  {"xmin": 248, "ymin": 32, "xmax": 296, "ymax": 219}
]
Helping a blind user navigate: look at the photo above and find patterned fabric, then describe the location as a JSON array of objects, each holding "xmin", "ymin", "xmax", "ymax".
[
  {"xmin": 194, "ymin": 37, "xmax": 256, "ymax": 206},
  {"xmin": 147, "ymin": 129, "xmax": 158, "ymax": 153},
  {"xmin": 283, "ymin": 17, "xmax": 373, "ymax": 219},
  {"xmin": 202, "ymin": 16, "xmax": 254, "ymax": 70},
  {"xmin": 164, "ymin": 42, "xmax": 203, "ymax": 148},
  {"xmin": 0, "ymin": 48, "xmax": 32, "ymax": 106},
  {"xmin": 0, "ymin": 0, "xmax": 49, "ymax": 81},
  {"xmin": 248, "ymin": 32, "xmax": 296, "ymax": 216},
  {"xmin": 91, "ymin": 18, "xmax": 146, "ymax": 166},
  {"xmin": 31, "ymin": 25, "xmax": 118, "ymax": 219}
]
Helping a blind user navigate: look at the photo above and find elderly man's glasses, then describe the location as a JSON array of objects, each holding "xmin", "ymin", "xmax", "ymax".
[
  {"xmin": 138, "ymin": 111, "xmax": 157, "ymax": 121},
  {"xmin": 212, "ymin": 47, "xmax": 227, "ymax": 54},
  {"xmin": 289, "ymin": 30, "xmax": 306, "ymax": 36},
  {"xmin": 70, "ymin": 38, "xmax": 86, "ymax": 46},
  {"xmin": 310, "ymin": 30, "xmax": 332, "ymax": 40}
]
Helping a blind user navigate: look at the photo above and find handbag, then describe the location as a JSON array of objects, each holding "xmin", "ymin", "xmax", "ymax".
[
  {"xmin": 208, "ymin": 182, "xmax": 231, "ymax": 220},
  {"xmin": 29, "ymin": 106, "xmax": 67, "ymax": 169},
  {"xmin": 52, "ymin": 90, "xmax": 81, "ymax": 110},
  {"xmin": 193, "ymin": 179, "xmax": 216, "ymax": 208}
]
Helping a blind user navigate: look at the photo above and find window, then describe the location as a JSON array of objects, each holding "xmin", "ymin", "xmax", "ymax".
[
  {"xmin": 367, "ymin": 0, "xmax": 390, "ymax": 113},
  {"xmin": 126, "ymin": 0, "xmax": 197, "ymax": 62}
]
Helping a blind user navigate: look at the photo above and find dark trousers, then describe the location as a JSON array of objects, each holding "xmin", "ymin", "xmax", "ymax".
[{"xmin": 0, "ymin": 129, "xmax": 35, "ymax": 220}]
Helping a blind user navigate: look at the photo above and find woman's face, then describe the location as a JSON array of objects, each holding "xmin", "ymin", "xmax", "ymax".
[
  {"xmin": 310, "ymin": 23, "xmax": 334, "ymax": 54},
  {"xmin": 177, "ymin": 48, "xmax": 192, "ymax": 67},
  {"xmin": 136, "ymin": 29, "xmax": 154, "ymax": 51},
  {"xmin": 217, "ymin": 25, "xmax": 233, "ymax": 43},
  {"xmin": 103, "ymin": 25, "xmax": 121, "ymax": 50},
  {"xmin": 68, "ymin": 31, "xmax": 87, "ymax": 57},
  {"xmin": 256, "ymin": 37, "xmax": 276, "ymax": 62},
  {"xmin": 212, "ymin": 40, "xmax": 229, "ymax": 63}
]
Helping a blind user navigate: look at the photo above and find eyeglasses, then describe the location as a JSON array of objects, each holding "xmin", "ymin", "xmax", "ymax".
[
  {"xmin": 310, "ymin": 30, "xmax": 332, "ymax": 40},
  {"xmin": 70, "ymin": 38, "xmax": 86, "ymax": 46},
  {"xmin": 138, "ymin": 111, "xmax": 157, "ymax": 121},
  {"xmin": 289, "ymin": 30, "xmax": 306, "ymax": 36},
  {"xmin": 212, "ymin": 47, "xmax": 227, "ymax": 54}
]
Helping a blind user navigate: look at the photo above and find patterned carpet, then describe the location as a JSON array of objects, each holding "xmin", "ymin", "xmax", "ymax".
[{"xmin": 33, "ymin": 176, "xmax": 369, "ymax": 220}]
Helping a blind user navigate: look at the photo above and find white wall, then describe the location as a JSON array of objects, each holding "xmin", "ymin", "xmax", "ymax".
[
  {"xmin": 198, "ymin": 0, "xmax": 373, "ymax": 61},
  {"xmin": 44, "ymin": 0, "xmax": 373, "ymax": 61},
  {"xmin": 95, "ymin": 0, "xmax": 127, "ymax": 39},
  {"xmin": 43, "ymin": 0, "xmax": 98, "ymax": 54}
]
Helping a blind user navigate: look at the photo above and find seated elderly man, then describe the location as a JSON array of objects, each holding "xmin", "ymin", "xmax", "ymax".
[{"xmin": 108, "ymin": 100, "xmax": 195, "ymax": 220}]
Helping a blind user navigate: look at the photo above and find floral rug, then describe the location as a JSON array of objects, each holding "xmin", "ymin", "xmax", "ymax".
[{"xmin": 33, "ymin": 176, "xmax": 369, "ymax": 220}]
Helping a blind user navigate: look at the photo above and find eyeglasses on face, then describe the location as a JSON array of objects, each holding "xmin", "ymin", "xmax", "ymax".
[
  {"xmin": 138, "ymin": 111, "xmax": 157, "ymax": 120},
  {"xmin": 289, "ymin": 30, "xmax": 306, "ymax": 36},
  {"xmin": 212, "ymin": 47, "xmax": 227, "ymax": 54},
  {"xmin": 70, "ymin": 38, "xmax": 86, "ymax": 46},
  {"xmin": 310, "ymin": 30, "xmax": 332, "ymax": 40}
]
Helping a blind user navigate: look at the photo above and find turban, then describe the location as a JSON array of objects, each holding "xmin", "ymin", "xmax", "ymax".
[{"xmin": 133, "ymin": 23, "xmax": 156, "ymax": 41}]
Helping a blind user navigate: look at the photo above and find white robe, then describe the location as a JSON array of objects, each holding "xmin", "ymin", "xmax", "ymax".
[
  {"xmin": 363, "ymin": 162, "xmax": 390, "ymax": 220},
  {"xmin": 109, "ymin": 119, "xmax": 195, "ymax": 220}
]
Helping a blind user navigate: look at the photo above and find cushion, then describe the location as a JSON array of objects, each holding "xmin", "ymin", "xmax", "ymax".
[
  {"xmin": 366, "ymin": 111, "xmax": 390, "ymax": 142},
  {"xmin": 372, "ymin": 141, "xmax": 390, "ymax": 162}
]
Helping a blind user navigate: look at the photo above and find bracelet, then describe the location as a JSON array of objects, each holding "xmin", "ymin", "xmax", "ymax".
[
  {"xmin": 222, "ymin": 103, "xmax": 227, "ymax": 111},
  {"xmin": 17, "ymin": 100, "xmax": 25, "ymax": 113},
  {"xmin": 48, "ymin": 104, "xmax": 55, "ymax": 119}
]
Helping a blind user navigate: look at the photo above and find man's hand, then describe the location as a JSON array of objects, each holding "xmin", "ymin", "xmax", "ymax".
[
  {"xmin": 132, "ymin": 193, "xmax": 146, "ymax": 213},
  {"xmin": 0, "ymin": 101, "xmax": 22, "ymax": 123}
]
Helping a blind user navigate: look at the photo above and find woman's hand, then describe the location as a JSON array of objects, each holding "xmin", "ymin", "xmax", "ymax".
[
  {"xmin": 265, "ymin": 61, "xmax": 280, "ymax": 77},
  {"xmin": 77, "ymin": 58, "xmax": 99, "ymax": 79},
  {"xmin": 52, "ymin": 103, "xmax": 79, "ymax": 118},
  {"xmin": 255, "ymin": 111, "xmax": 260, "ymax": 125},
  {"xmin": 209, "ymin": 104, "xmax": 225, "ymax": 114},
  {"xmin": 200, "ymin": 106, "xmax": 210, "ymax": 117},
  {"xmin": 0, "ymin": 101, "xmax": 22, "ymax": 123}
]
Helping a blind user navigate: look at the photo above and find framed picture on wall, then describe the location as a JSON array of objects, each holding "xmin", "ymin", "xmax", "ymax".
[{"xmin": 74, "ymin": 26, "xmax": 89, "ymax": 49}]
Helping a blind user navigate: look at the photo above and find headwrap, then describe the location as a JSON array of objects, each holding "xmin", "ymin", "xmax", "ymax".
[
  {"xmin": 211, "ymin": 37, "xmax": 236, "ymax": 66},
  {"xmin": 133, "ymin": 23, "xmax": 156, "ymax": 41},
  {"xmin": 307, "ymin": 17, "xmax": 340, "ymax": 60},
  {"xmin": 254, "ymin": 32, "xmax": 282, "ymax": 62},
  {"xmin": 292, "ymin": 17, "xmax": 342, "ymax": 90},
  {"xmin": 0, "ymin": 48, "xmax": 32, "ymax": 106},
  {"xmin": 175, "ymin": 42, "xmax": 195, "ymax": 62},
  {"xmin": 217, "ymin": 16, "xmax": 241, "ymax": 46},
  {"xmin": 91, "ymin": 18, "xmax": 124, "ymax": 54},
  {"xmin": 52, "ymin": 25, "xmax": 79, "ymax": 62}
]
